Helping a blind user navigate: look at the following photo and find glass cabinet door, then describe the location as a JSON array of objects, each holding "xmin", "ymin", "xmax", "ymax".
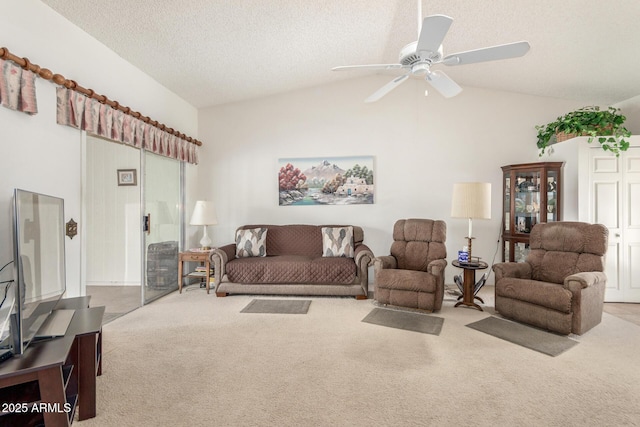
[
  {"xmin": 546, "ymin": 170, "xmax": 559, "ymax": 222},
  {"xmin": 514, "ymin": 241, "xmax": 530, "ymax": 262},
  {"xmin": 514, "ymin": 169, "xmax": 541, "ymax": 234},
  {"xmin": 503, "ymin": 239, "xmax": 531, "ymax": 263},
  {"xmin": 504, "ymin": 174, "xmax": 510, "ymax": 233}
]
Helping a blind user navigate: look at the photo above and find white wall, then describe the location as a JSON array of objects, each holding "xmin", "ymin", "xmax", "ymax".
[
  {"xmin": 614, "ymin": 95, "xmax": 640, "ymax": 134},
  {"xmin": 198, "ymin": 75, "xmax": 584, "ymax": 286},
  {"xmin": 0, "ymin": 0, "xmax": 199, "ymax": 297}
]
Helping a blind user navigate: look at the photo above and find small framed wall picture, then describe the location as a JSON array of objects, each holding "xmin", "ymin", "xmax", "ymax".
[{"xmin": 117, "ymin": 169, "xmax": 137, "ymax": 186}]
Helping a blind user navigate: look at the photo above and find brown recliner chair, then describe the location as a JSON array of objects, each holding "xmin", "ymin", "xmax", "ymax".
[
  {"xmin": 374, "ymin": 219, "xmax": 447, "ymax": 312},
  {"xmin": 493, "ymin": 221, "xmax": 608, "ymax": 335}
]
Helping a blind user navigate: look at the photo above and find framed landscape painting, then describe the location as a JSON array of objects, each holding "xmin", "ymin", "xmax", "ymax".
[{"xmin": 278, "ymin": 156, "xmax": 374, "ymax": 206}]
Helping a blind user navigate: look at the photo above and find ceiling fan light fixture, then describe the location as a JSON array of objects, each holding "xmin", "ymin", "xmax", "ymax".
[{"xmin": 412, "ymin": 63, "xmax": 431, "ymax": 75}]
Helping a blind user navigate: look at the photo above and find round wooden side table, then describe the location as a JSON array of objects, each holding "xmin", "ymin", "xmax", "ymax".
[{"xmin": 452, "ymin": 260, "xmax": 489, "ymax": 311}]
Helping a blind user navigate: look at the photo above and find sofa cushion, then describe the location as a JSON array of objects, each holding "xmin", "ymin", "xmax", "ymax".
[
  {"xmin": 529, "ymin": 221, "xmax": 607, "ymax": 256},
  {"xmin": 376, "ymin": 269, "xmax": 437, "ymax": 293},
  {"xmin": 226, "ymin": 255, "xmax": 356, "ymax": 284},
  {"xmin": 310, "ymin": 256, "xmax": 356, "ymax": 282},
  {"xmin": 527, "ymin": 222, "xmax": 607, "ymax": 283},
  {"xmin": 236, "ymin": 228, "xmax": 267, "ymax": 258},
  {"xmin": 238, "ymin": 224, "xmax": 364, "ymax": 257},
  {"xmin": 321, "ymin": 226, "xmax": 354, "ymax": 257},
  {"xmin": 242, "ymin": 225, "xmax": 323, "ymax": 257},
  {"xmin": 390, "ymin": 219, "xmax": 447, "ymax": 271},
  {"xmin": 495, "ymin": 277, "xmax": 572, "ymax": 313}
]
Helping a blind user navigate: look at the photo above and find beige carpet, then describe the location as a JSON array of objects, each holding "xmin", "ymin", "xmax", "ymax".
[{"xmin": 80, "ymin": 286, "xmax": 640, "ymax": 427}]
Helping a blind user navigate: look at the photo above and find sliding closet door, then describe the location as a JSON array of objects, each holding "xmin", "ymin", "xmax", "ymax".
[
  {"xmin": 84, "ymin": 135, "xmax": 142, "ymax": 319},
  {"xmin": 142, "ymin": 151, "xmax": 182, "ymax": 304}
]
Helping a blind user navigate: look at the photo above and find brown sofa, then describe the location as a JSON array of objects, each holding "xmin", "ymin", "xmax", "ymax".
[
  {"xmin": 493, "ymin": 222, "xmax": 608, "ymax": 335},
  {"xmin": 210, "ymin": 224, "xmax": 374, "ymax": 298}
]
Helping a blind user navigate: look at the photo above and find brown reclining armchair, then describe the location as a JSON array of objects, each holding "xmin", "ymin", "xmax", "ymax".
[
  {"xmin": 493, "ymin": 221, "xmax": 608, "ymax": 335},
  {"xmin": 374, "ymin": 219, "xmax": 447, "ymax": 312}
]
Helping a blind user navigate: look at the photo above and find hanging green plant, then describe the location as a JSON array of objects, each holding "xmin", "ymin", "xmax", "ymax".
[{"xmin": 536, "ymin": 106, "xmax": 631, "ymax": 156}]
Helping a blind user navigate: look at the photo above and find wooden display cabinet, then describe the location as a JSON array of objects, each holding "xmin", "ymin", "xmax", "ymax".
[{"xmin": 501, "ymin": 162, "xmax": 564, "ymax": 262}]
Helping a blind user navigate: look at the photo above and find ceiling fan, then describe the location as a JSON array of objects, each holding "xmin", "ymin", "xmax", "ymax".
[{"xmin": 332, "ymin": 5, "xmax": 530, "ymax": 102}]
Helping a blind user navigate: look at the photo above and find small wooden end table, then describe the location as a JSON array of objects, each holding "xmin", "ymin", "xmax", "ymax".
[
  {"xmin": 178, "ymin": 250, "xmax": 213, "ymax": 294},
  {"xmin": 452, "ymin": 260, "xmax": 489, "ymax": 311}
]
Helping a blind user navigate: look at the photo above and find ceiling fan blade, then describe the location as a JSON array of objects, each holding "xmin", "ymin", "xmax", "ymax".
[
  {"xmin": 364, "ymin": 74, "xmax": 410, "ymax": 103},
  {"xmin": 443, "ymin": 41, "xmax": 530, "ymax": 65},
  {"xmin": 332, "ymin": 64, "xmax": 404, "ymax": 71},
  {"xmin": 426, "ymin": 70, "xmax": 462, "ymax": 98},
  {"xmin": 416, "ymin": 14, "xmax": 453, "ymax": 53}
]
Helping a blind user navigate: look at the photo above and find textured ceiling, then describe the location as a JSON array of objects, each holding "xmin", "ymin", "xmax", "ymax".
[{"xmin": 41, "ymin": 0, "xmax": 640, "ymax": 108}]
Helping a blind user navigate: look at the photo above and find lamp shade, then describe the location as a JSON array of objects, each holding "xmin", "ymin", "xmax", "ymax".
[
  {"xmin": 189, "ymin": 201, "xmax": 218, "ymax": 226},
  {"xmin": 451, "ymin": 182, "xmax": 492, "ymax": 220}
]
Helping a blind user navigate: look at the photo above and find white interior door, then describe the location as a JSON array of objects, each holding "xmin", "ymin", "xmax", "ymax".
[
  {"xmin": 579, "ymin": 138, "xmax": 640, "ymax": 302},
  {"xmin": 624, "ymin": 147, "xmax": 640, "ymax": 301}
]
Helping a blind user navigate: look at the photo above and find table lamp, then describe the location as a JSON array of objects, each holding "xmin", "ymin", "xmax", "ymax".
[
  {"xmin": 451, "ymin": 182, "xmax": 491, "ymax": 260},
  {"xmin": 189, "ymin": 200, "xmax": 217, "ymax": 250}
]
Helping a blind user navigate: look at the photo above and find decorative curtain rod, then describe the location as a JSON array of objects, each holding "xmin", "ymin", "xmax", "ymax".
[{"xmin": 0, "ymin": 46, "xmax": 202, "ymax": 147}]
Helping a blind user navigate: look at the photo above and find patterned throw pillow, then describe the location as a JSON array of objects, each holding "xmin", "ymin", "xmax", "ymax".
[
  {"xmin": 236, "ymin": 228, "xmax": 268, "ymax": 258},
  {"xmin": 322, "ymin": 226, "xmax": 354, "ymax": 258}
]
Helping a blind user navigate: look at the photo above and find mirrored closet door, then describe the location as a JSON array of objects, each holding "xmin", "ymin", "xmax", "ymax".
[
  {"xmin": 84, "ymin": 135, "xmax": 143, "ymax": 321},
  {"xmin": 142, "ymin": 151, "xmax": 182, "ymax": 304},
  {"xmin": 84, "ymin": 135, "xmax": 183, "ymax": 319}
]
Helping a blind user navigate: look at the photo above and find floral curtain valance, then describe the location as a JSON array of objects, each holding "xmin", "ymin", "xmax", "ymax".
[
  {"xmin": 0, "ymin": 58, "xmax": 38, "ymax": 114},
  {"xmin": 56, "ymin": 87, "xmax": 198, "ymax": 164}
]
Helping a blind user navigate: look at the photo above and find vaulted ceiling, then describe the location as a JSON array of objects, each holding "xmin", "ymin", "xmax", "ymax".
[{"xmin": 41, "ymin": 0, "xmax": 640, "ymax": 108}]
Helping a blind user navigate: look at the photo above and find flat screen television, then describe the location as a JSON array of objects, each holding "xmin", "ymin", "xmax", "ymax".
[{"xmin": 0, "ymin": 189, "xmax": 68, "ymax": 360}]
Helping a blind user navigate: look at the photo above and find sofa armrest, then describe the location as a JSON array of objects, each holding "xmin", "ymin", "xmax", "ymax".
[
  {"xmin": 354, "ymin": 244, "xmax": 374, "ymax": 268},
  {"xmin": 353, "ymin": 244, "xmax": 374, "ymax": 297},
  {"xmin": 565, "ymin": 271, "xmax": 607, "ymax": 335},
  {"xmin": 492, "ymin": 262, "xmax": 532, "ymax": 281},
  {"xmin": 211, "ymin": 244, "xmax": 236, "ymax": 288},
  {"xmin": 564, "ymin": 271, "xmax": 607, "ymax": 291},
  {"xmin": 373, "ymin": 255, "xmax": 396, "ymax": 276},
  {"xmin": 427, "ymin": 259, "xmax": 447, "ymax": 278}
]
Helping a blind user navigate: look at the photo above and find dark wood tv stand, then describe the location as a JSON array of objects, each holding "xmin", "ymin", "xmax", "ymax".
[{"xmin": 0, "ymin": 298, "xmax": 104, "ymax": 426}]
